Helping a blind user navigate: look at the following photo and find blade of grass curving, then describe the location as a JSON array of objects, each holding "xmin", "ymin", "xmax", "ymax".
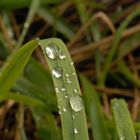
[
  {"xmin": 74, "ymin": 0, "xmax": 101, "ymax": 42},
  {"xmin": 39, "ymin": 38, "xmax": 89, "ymax": 140},
  {"xmin": 118, "ymin": 61, "xmax": 140, "ymax": 87},
  {"xmin": 80, "ymin": 75, "xmax": 109, "ymax": 140},
  {"xmin": 37, "ymin": 8, "xmax": 75, "ymax": 40},
  {"xmin": 16, "ymin": 0, "xmax": 40, "ymax": 48},
  {"xmin": 0, "ymin": 39, "xmax": 38, "ymax": 94},
  {"xmin": 0, "ymin": 0, "xmax": 61, "ymax": 10},
  {"xmin": 31, "ymin": 107, "xmax": 61, "ymax": 140},
  {"xmin": 0, "ymin": 92, "xmax": 44, "ymax": 106},
  {"xmin": 100, "ymin": 8, "xmax": 140, "ymax": 85},
  {"xmin": 111, "ymin": 99, "xmax": 136, "ymax": 140}
]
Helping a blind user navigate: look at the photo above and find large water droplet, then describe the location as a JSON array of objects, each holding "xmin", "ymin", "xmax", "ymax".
[
  {"xmin": 74, "ymin": 128, "xmax": 78, "ymax": 134},
  {"xmin": 52, "ymin": 67, "xmax": 63, "ymax": 78},
  {"xmin": 59, "ymin": 51, "xmax": 66, "ymax": 60},
  {"xmin": 70, "ymin": 95, "xmax": 84, "ymax": 112},
  {"xmin": 46, "ymin": 44, "xmax": 59, "ymax": 59}
]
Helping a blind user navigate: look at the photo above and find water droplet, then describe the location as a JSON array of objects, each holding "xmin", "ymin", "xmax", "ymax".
[
  {"xmin": 60, "ymin": 87, "xmax": 66, "ymax": 92},
  {"xmin": 63, "ymin": 108, "xmax": 67, "ymax": 112},
  {"xmin": 70, "ymin": 95, "xmax": 84, "ymax": 112},
  {"xmin": 59, "ymin": 110, "xmax": 62, "ymax": 115},
  {"xmin": 52, "ymin": 67, "xmax": 63, "ymax": 78},
  {"xmin": 59, "ymin": 51, "xmax": 66, "ymax": 59},
  {"xmin": 74, "ymin": 89, "xmax": 78, "ymax": 93},
  {"xmin": 65, "ymin": 95, "xmax": 68, "ymax": 98},
  {"xmin": 74, "ymin": 128, "xmax": 78, "ymax": 134},
  {"xmin": 65, "ymin": 74, "xmax": 70, "ymax": 77},
  {"xmin": 66, "ymin": 77, "xmax": 72, "ymax": 84},
  {"xmin": 72, "ymin": 73, "xmax": 76, "ymax": 76},
  {"xmin": 70, "ymin": 62, "xmax": 74, "ymax": 65},
  {"xmin": 55, "ymin": 88, "xmax": 59, "ymax": 93},
  {"xmin": 45, "ymin": 44, "xmax": 59, "ymax": 59},
  {"xmin": 58, "ymin": 105, "xmax": 61, "ymax": 109},
  {"xmin": 120, "ymin": 136, "xmax": 125, "ymax": 140},
  {"xmin": 72, "ymin": 115, "xmax": 75, "ymax": 119}
]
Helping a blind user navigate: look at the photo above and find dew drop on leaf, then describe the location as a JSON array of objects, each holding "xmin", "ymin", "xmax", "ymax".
[
  {"xmin": 66, "ymin": 77, "xmax": 72, "ymax": 84},
  {"xmin": 74, "ymin": 128, "xmax": 78, "ymax": 134},
  {"xmin": 45, "ymin": 44, "xmax": 59, "ymax": 59},
  {"xmin": 59, "ymin": 50, "xmax": 66, "ymax": 59},
  {"xmin": 52, "ymin": 67, "xmax": 63, "ymax": 78},
  {"xmin": 70, "ymin": 95, "xmax": 84, "ymax": 112}
]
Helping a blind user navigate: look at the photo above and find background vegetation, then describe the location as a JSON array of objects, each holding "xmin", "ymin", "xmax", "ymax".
[{"xmin": 0, "ymin": 0, "xmax": 140, "ymax": 140}]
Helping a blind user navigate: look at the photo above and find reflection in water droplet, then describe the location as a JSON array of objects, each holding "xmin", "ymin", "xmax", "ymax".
[
  {"xmin": 70, "ymin": 96, "xmax": 84, "ymax": 112},
  {"xmin": 59, "ymin": 51, "xmax": 66, "ymax": 59},
  {"xmin": 52, "ymin": 67, "xmax": 63, "ymax": 78},
  {"xmin": 74, "ymin": 128, "xmax": 78, "ymax": 134},
  {"xmin": 45, "ymin": 44, "xmax": 59, "ymax": 59},
  {"xmin": 66, "ymin": 77, "xmax": 72, "ymax": 84}
]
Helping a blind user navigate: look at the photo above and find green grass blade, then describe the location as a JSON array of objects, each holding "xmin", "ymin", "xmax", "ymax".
[
  {"xmin": 0, "ymin": 39, "xmax": 38, "ymax": 94},
  {"xmin": 118, "ymin": 61, "xmax": 140, "ymax": 87},
  {"xmin": 31, "ymin": 108, "xmax": 61, "ymax": 140},
  {"xmin": 16, "ymin": 0, "xmax": 40, "ymax": 48},
  {"xmin": 37, "ymin": 8, "xmax": 75, "ymax": 39},
  {"xmin": 0, "ymin": 92, "xmax": 44, "ymax": 106},
  {"xmin": 80, "ymin": 75, "xmax": 109, "ymax": 140},
  {"xmin": 39, "ymin": 38, "xmax": 89, "ymax": 140},
  {"xmin": 111, "ymin": 99, "xmax": 136, "ymax": 140},
  {"xmin": 101, "ymin": 8, "xmax": 140, "ymax": 85}
]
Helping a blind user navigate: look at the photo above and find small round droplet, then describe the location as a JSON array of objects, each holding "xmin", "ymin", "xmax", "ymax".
[
  {"xmin": 74, "ymin": 128, "xmax": 78, "ymax": 134},
  {"xmin": 70, "ymin": 95, "xmax": 84, "ymax": 112},
  {"xmin": 52, "ymin": 67, "xmax": 63, "ymax": 78},
  {"xmin": 65, "ymin": 74, "xmax": 70, "ymax": 77},
  {"xmin": 63, "ymin": 108, "xmax": 67, "ymax": 112},
  {"xmin": 46, "ymin": 44, "xmax": 59, "ymax": 59},
  {"xmin": 55, "ymin": 88, "xmax": 59, "ymax": 93},
  {"xmin": 74, "ymin": 89, "xmax": 78, "ymax": 93},
  {"xmin": 59, "ymin": 51, "xmax": 66, "ymax": 59},
  {"xmin": 70, "ymin": 62, "xmax": 74, "ymax": 65},
  {"xmin": 65, "ymin": 95, "xmax": 68, "ymax": 98},
  {"xmin": 72, "ymin": 73, "xmax": 76, "ymax": 76},
  {"xmin": 59, "ymin": 110, "xmax": 62, "ymax": 115},
  {"xmin": 60, "ymin": 87, "xmax": 66, "ymax": 92},
  {"xmin": 66, "ymin": 77, "xmax": 72, "ymax": 84}
]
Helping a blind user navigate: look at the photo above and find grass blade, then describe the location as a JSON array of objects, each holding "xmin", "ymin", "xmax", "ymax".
[
  {"xmin": 0, "ymin": 39, "xmax": 38, "ymax": 94},
  {"xmin": 37, "ymin": 8, "xmax": 75, "ymax": 39},
  {"xmin": 111, "ymin": 99, "xmax": 136, "ymax": 140},
  {"xmin": 100, "ymin": 8, "xmax": 140, "ymax": 85},
  {"xmin": 80, "ymin": 75, "xmax": 109, "ymax": 140},
  {"xmin": 31, "ymin": 108, "xmax": 61, "ymax": 140},
  {"xmin": 16, "ymin": 0, "xmax": 40, "ymax": 48},
  {"xmin": 39, "ymin": 38, "xmax": 89, "ymax": 140}
]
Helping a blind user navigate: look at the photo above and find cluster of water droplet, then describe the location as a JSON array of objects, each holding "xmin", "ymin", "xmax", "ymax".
[{"xmin": 45, "ymin": 43, "xmax": 66, "ymax": 60}]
